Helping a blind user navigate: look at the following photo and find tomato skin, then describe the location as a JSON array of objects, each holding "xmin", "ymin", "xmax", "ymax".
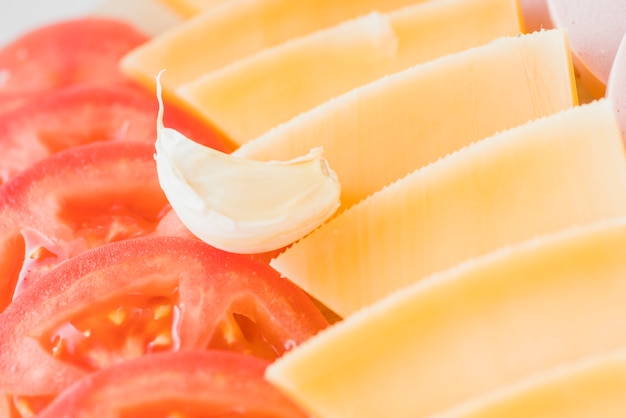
[
  {"xmin": 0, "ymin": 141, "xmax": 171, "ymax": 311},
  {"xmin": 0, "ymin": 84, "xmax": 231, "ymax": 184},
  {"xmin": 0, "ymin": 18, "xmax": 148, "ymax": 113},
  {"xmin": 0, "ymin": 236, "xmax": 327, "ymax": 399},
  {"xmin": 37, "ymin": 350, "xmax": 310, "ymax": 418}
]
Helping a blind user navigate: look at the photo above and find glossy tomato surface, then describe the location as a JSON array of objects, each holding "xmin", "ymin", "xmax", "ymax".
[
  {"xmin": 0, "ymin": 11, "xmax": 321, "ymax": 418},
  {"xmin": 0, "ymin": 141, "xmax": 171, "ymax": 310},
  {"xmin": 37, "ymin": 350, "xmax": 310, "ymax": 418},
  {"xmin": 0, "ymin": 17, "xmax": 148, "ymax": 113},
  {"xmin": 0, "ymin": 236, "xmax": 327, "ymax": 411},
  {"xmin": 0, "ymin": 83, "xmax": 231, "ymax": 184}
]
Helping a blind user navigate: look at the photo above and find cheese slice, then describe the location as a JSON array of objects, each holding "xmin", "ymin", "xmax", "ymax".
[
  {"xmin": 235, "ymin": 29, "xmax": 577, "ymax": 209},
  {"xmin": 158, "ymin": 0, "xmax": 228, "ymax": 18},
  {"xmin": 270, "ymin": 99, "xmax": 626, "ymax": 317},
  {"xmin": 120, "ymin": 0, "xmax": 430, "ymax": 99},
  {"xmin": 266, "ymin": 215, "xmax": 626, "ymax": 418},
  {"xmin": 438, "ymin": 348, "xmax": 626, "ymax": 418},
  {"xmin": 178, "ymin": 0, "xmax": 522, "ymax": 145}
]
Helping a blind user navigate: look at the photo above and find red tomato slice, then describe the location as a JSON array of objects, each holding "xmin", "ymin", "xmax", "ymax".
[
  {"xmin": 0, "ymin": 236, "xmax": 327, "ymax": 409},
  {"xmin": 0, "ymin": 18, "xmax": 148, "ymax": 113},
  {"xmin": 0, "ymin": 141, "xmax": 171, "ymax": 310},
  {"xmin": 37, "ymin": 350, "xmax": 309, "ymax": 418},
  {"xmin": 0, "ymin": 84, "xmax": 231, "ymax": 184}
]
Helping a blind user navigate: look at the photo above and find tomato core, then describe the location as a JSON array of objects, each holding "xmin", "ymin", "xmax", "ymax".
[{"xmin": 41, "ymin": 289, "xmax": 180, "ymax": 372}]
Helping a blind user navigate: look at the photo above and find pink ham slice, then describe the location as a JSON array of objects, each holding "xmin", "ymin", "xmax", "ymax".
[
  {"xmin": 547, "ymin": 0, "xmax": 626, "ymax": 98},
  {"xmin": 607, "ymin": 33, "xmax": 626, "ymax": 141}
]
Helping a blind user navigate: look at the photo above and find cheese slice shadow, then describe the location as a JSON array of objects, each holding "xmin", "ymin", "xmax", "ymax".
[
  {"xmin": 235, "ymin": 29, "xmax": 577, "ymax": 209},
  {"xmin": 267, "ymin": 214, "xmax": 626, "ymax": 418},
  {"xmin": 270, "ymin": 99, "xmax": 626, "ymax": 317},
  {"xmin": 177, "ymin": 0, "xmax": 522, "ymax": 145}
]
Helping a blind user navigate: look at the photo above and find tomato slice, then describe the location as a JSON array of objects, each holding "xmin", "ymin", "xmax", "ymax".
[
  {"xmin": 37, "ymin": 350, "xmax": 309, "ymax": 418},
  {"xmin": 0, "ymin": 84, "xmax": 231, "ymax": 184},
  {"xmin": 0, "ymin": 141, "xmax": 171, "ymax": 310},
  {"xmin": 0, "ymin": 236, "xmax": 327, "ymax": 409},
  {"xmin": 0, "ymin": 18, "xmax": 148, "ymax": 113}
]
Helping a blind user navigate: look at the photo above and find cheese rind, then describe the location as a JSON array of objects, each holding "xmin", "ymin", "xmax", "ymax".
[
  {"xmin": 270, "ymin": 100, "xmax": 626, "ymax": 317},
  {"xmin": 236, "ymin": 29, "xmax": 577, "ymax": 210},
  {"xmin": 178, "ymin": 0, "xmax": 522, "ymax": 145},
  {"xmin": 267, "ymin": 215, "xmax": 626, "ymax": 418},
  {"xmin": 120, "ymin": 0, "xmax": 430, "ymax": 98}
]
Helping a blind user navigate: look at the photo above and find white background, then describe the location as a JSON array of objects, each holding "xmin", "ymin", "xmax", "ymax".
[{"xmin": 0, "ymin": 0, "xmax": 104, "ymax": 45}]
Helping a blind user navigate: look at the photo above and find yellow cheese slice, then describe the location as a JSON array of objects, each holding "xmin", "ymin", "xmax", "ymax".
[
  {"xmin": 266, "ymin": 215, "xmax": 626, "ymax": 418},
  {"xmin": 270, "ymin": 99, "xmax": 626, "ymax": 317},
  {"xmin": 120, "ymin": 0, "xmax": 430, "ymax": 99},
  {"xmin": 178, "ymin": 0, "xmax": 522, "ymax": 145},
  {"xmin": 438, "ymin": 348, "xmax": 626, "ymax": 418},
  {"xmin": 158, "ymin": 0, "xmax": 228, "ymax": 18},
  {"xmin": 235, "ymin": 29, "xmax": 577, "ymax": 209}
]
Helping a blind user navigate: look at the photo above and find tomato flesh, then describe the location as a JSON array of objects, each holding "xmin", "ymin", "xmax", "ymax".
[
  {"xmin": 37, "ymin": 350, "xmax": 310, "ymax": 418},
  {"xmin": 7, "ymin": 228, "xmax": 69, "ymax": 308},
  {"xmin": 9, "ymin": 395, "xmax": 56, "ymax": 418},
  {"xmin": 0, "ymin": 84, "xmax": 231, "ymax": 185},
  {"xmin": 42, "ymin": 289, "xmax": 180, "ymax": 372},
  {"xmin": 40, "ymin": 285, "xmax": 308, "ymax": 374},
  {"xmin": 0, "ymin": 142, "xmax": 170, "ymax": 309},
  {"xmin": 56, "ymin": 189, "xmax": 168, "ymax": 248},
  {"xmin": 209, "ymin": 294, "xmax": 297, "ymax": 361},
  {"xmin": 0, "ymin": 236, "xmax": 328, "ymax": 405},
  {"xmin": 0, "ymin": 18, "xmax": 148, "ymax": 113},
  {"xmin": 119, "ymin": 399, "xmax": 246, "ymax": 418},
  {"xmin": 0, "ymin": 16, "xmax": 318, "ymax": 418}
]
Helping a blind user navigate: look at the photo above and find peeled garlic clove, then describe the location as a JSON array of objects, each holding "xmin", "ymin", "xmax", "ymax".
[{"xmin": 154, "ymin": 76, "xmax": 341, "ymax": 254}]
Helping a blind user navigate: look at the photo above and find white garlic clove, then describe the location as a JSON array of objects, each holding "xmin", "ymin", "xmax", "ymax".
[{"xmin": 154, "ymin": 74, "xmax": 341, "ymax": 254}]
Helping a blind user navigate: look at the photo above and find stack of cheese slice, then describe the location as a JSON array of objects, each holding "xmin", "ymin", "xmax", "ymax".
[
  {"xmin": 267, "ymin": 210, "xmax": 626, "ymax": 417},
  {"xmin": 120, "ymin": 0, "xmax": 432, "ymax": 98},
  {"xmin": 177, "ymin": 0, "xmax": 522, "ymax": 145},
  {"xmin": 269, "ymin": 99, "xmax": 626, "ymax": 317},
  {"xmin": 118, "ymin": 0, "xmax": 626, "ymax": 416},
  {"xmin": 235, "ymin": 29, "xmax": 576, "ymax": 210}
]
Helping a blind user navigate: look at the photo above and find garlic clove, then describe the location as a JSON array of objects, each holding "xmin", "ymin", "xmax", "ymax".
[{"xmin": 154, "ymin": 74, "xmax": 341, "ymax": 254}]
